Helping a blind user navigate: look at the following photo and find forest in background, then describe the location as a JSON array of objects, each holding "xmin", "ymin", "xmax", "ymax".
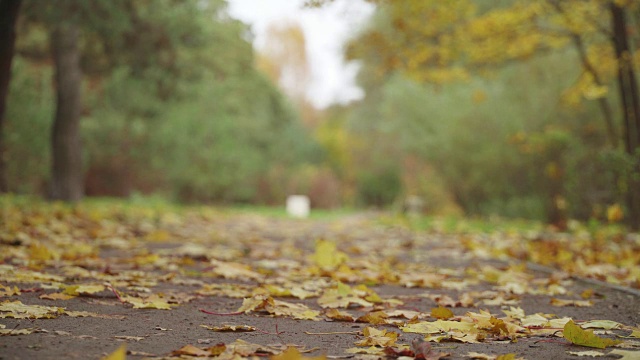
[{"xmin": 1, "ymin": 0, "xmax": 639, "ymax": 229}]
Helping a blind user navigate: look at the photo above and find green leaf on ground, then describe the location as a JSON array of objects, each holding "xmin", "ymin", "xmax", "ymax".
[{"xmin": 563, "ymin": 320, "xmax": 621, "ymax": 349}]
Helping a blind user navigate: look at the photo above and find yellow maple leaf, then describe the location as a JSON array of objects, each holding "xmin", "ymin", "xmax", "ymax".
[
  {"xmin": 311, "ymin": 240, "xmax": 348, "ymax": 270},
  {"xmin": 356, "ymin": 311, "xmax": 388, "ymax": 325},
  {"xmin": 355, "ymin": 327, "xmax": 399, "ymax": 347},
  {"xmin": 268, "ymin": 300, "xmax": 321, "ymax": 320},
  {"xmin": 317, "ymin": 284, "xmax": 374, "ymax": 309},
  {"xmin": 0, "ymin": 300, "xmax": 64, "ymax": 319},
  {"xmin": 237, "ymin": 294, "xmax": 273, "ymax": 313}
]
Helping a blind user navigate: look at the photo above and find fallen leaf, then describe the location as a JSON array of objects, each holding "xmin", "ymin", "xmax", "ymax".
[
  {"xmin": 402, "ymin": 319, "xmax": 477, "ymax": 334},
  {"xmin": 311, "ymin": 240, "xmax": 348, "ymax": 271},
  {"xmin": 410, "ymin": 339, "xmax": 451, "ymax": 359},
  {"xmin": 608, "ymin": 349, "xmax": 640, "ymax": 359},
  {"xmin": 65, "ymin": 311, "xmax": 125, "ymax": 319},
  {"xmin": 0, "ymin": 285, "xmax": 20, "ymax": 297},
  {"xmin": 270, "ymin": 346, "xmax": 327, "ymax": 360},
  {"xmin": 205, "ymin": 343, "xmax": 227, "ymax": 356},
  {"xmin": 200, "ymin": 324, "xmax": 256, "ymax": 332},
  {"xmin": 566, "ymin": 350, "xmax": 605, "ymax": 357},
  {"xmin": 121, "ymin": 294, "xmax": 172, "ymax": 310},
  {"xmin": 0, "ymin": 300, "xmax": 64, "ymax": 319},
  {"xmin": 269, "ymin": 299, "xmax": 321, "ymax": 320},
  {"xmin": 466, "ymin": 352, "xmax": 497, "ymax": 359},
  {"xmin": 101, "ymin": 344, "xmax": 126, "ymax": 360},
  {"xmin": 355, "ymin": 327, "xmax": 398, "ymax": 347},
  {"xmin": 580, "ymin": 320, "xmax": 622, "ymax": 330},
  {"xmin": 0, "ymin": 324, "xmax": 35, "ymax": 336},
  {"xmin": 237, "ymin": 294, "xmax": 273, "ymax": 313},
  {"xmin": 128, "ymin": 351, "xmax": 157, "ymax": 356},
  {"xmin": 580, "ymin": 289, "xmax": 595, "ymax": 299},
  {"xmin": 466, "ymin": 353, "xmax": 519, "ymax": 360},
  {"xmin": 318, "ymin": 283, "xmax": 374, "ymax": 309},
  {"xmin": 386, "ymin": 309, "xmax": 424, "ymax": 319},
  {"xmin": 563, "ymin": 320, "xmax": 622, "ymax": 349},
  {"xmin": 344, "ymin": 346, "xmax": 384, "ymax": 355},
  {"xmin": 209, "ymin": 259, "xmax": 263, "ymax": 281},
  {"xmin": 114, "ymin": 335, "xmax": 145, "ymax": 342},
  {"xmin": 356, "ymin": 311, "xmax": 388, "ymax": 325},
  {"xmin": 496, "ymin": 355, "xmax": 517, "ymax": 360},
  {"xmin": 63, "ymin": 284, "xmax": 105, "ymax": 296},
  {"xmin": 431, "ymin": 306, "xmax": 454, "ymax": 320},
  {"xmin": 40, "ymin": 293, "xmax": 75, "ymax": 301},
  {"xmin": 225, "ymin": 339, "xmax": 280, "ymax": 356},
  {"xmin": 501, "ymin": 307, "xmax": 525, "ymax": 320},
  {"xmin": 551, "ymin": 298, "xmax": 594, "ymax": 307},
  {"xmin": 325, "ymin": 308, "xmax": 355, "ymax": 322},
  {"xmin": 171, "ymin": 344, "xmax": 212, "ymax": 357}
]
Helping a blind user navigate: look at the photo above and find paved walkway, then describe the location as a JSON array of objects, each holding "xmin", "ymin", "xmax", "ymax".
[{"xmin": 0, "ymin": 212, "xmax": 638, "ymax": 359}]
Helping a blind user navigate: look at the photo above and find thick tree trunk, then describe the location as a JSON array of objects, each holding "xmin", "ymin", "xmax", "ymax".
[
  {"xmin": 610, "ymin": 3, "xmax": 640, "ymax": 230},
  {"xmin": 0, "ymin": 0, "xmax": 21, "ymax": 193},
  {"xmin": 49, "ymin": 23, "xmax": 83, "ymax": 202}
]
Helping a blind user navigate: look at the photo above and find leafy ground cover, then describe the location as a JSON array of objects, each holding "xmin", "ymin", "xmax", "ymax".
[{"xmin": 0, "ymin": 196, "xmax": 639, "ymax": 359}]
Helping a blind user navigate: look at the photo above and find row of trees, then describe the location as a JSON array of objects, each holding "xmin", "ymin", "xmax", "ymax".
[
  {"xmin": 2, "ymin": 0, "xmax": 639, "ymax": 230},
  {"xmin": 1, "ymin": 0, "xmax": 320, "ymax": 204},
  {"xmin": 324, "ymin": 0, "xmax": 639, "ymax": 229}
]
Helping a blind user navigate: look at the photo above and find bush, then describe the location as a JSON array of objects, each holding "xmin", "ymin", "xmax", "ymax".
[{"xmin": 357, "ymin": 165, "xmax": 402, "ymax": 207}]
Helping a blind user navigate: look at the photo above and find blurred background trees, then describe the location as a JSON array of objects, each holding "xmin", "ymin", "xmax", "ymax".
[
  {"xmin": 5, "ymin": 0, "xmax": 320, "ymax": 204},
  {"xmin": 2, "ymin": 0, "xmax": 639, "ymax": 229},
  {"xmin": 342, "ymin": 0, "xmax": 640, "ymax": 228}
]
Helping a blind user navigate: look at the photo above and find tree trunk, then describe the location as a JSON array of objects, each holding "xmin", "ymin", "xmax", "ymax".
[
  {"xmin": 610, "ymin": 3, "xmax": 640, "ymax": 230},
  {"xmin": 49, "ymin": 23, "xmax": 83, "ymax": 202},
  {"xmin": 0, "ymin": 0, "xmax": 21, "ymax": 193}
]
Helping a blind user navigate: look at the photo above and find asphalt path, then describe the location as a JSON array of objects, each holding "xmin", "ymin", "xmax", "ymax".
[{"xmin": 0, "ymin": 213, "xmax": 638, "ymax": 359}]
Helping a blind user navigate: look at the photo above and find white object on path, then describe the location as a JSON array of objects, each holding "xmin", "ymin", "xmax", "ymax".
[{"xmin": 286, "ymin": 195, "xmax": 310, "ymax": 218}]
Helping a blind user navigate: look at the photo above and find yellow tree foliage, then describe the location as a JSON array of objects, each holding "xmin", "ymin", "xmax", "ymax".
[{"xmin": 346, "ymin": 0, "xmax": 640, "ymax": 145}]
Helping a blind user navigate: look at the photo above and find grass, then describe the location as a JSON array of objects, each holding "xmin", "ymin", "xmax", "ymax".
[{"xmin": 0, "ymin": 194, "xmax": 358, "ymax": 221}]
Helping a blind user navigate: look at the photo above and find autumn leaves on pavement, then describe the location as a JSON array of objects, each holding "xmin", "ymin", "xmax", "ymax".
[{"xmin": 0, "ymin": 199, "xmax": 639, "ymax": 359}]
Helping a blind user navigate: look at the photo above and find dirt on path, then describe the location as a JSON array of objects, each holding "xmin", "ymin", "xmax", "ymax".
[{"xmin": 0, "ymin": 208, "xmax": 639, "ymax": 360}]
